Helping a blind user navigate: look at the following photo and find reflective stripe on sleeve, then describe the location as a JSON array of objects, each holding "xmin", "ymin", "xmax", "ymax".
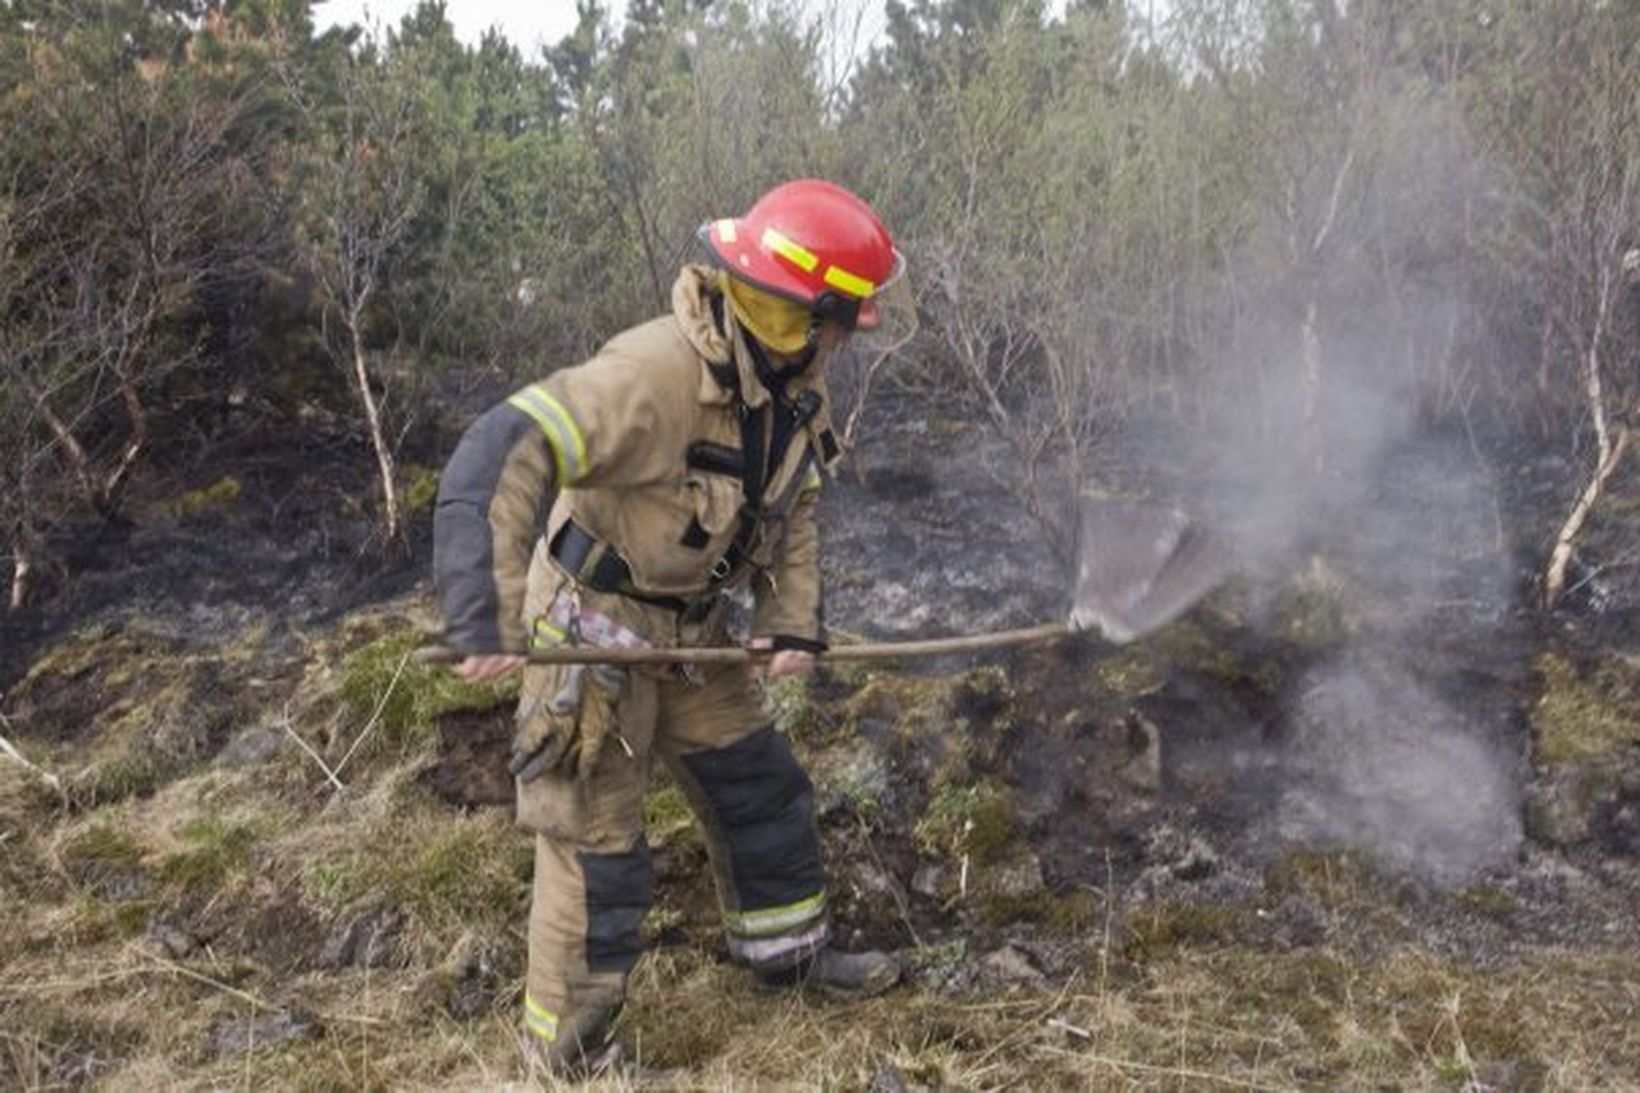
[
  {"xmin": 723, "ymin": 891, "xmax": 826, "ymax": 938},
  {"xmin": 531, "ymin": 617, "xmax": 567, "ymax": 648},
  {"xmin": 506, "ymin": 385, "xmax": 588, "ymax": 484},
  {"xmin": 801, "ymin": 464, "xmax": 823, "ymax": 493},
  {"xmin": 523, "ymin": 993, "xmax": 559, "ymax": 1043}
]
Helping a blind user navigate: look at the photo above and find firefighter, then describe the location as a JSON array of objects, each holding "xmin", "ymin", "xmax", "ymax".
[{"xmin": 432, "ymin": 179, "xmax": 913, "ymax": 1074}]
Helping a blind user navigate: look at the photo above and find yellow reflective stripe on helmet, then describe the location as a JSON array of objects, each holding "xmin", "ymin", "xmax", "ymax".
[
  {"xmin": 724, "ymin": 891, "xmax": 826, "ymax": 938},
  {"xmin": 523, "ymin": 994, "xmax": 559, "ymax": 1042},
  {"xmin": 823, "ymin": 264, "xmax": 875, "ymax": 299},
  {"xmin": 801, "ymin": 464, "xmax": 823, "ymax": 493},
  {"xmin": 506, "ymin": 385, "xmax": 588, "ymax": 485},
  {"xmin": 762, "ymin": 227, "xmax": 818, "ymax": 273},
  {"xmin": 716, "ymin": 219, "xmax": 737, "ymax": 244}
]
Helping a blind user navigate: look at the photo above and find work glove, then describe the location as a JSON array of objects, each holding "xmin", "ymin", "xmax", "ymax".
[{"xmin": 509, "ymin": 665, "xmax": 626, "ymax": 783}]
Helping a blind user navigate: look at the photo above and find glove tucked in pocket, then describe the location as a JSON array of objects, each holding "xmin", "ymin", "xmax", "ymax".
[{"xmin": 510, "ymin": 664, "xmax": 627, "ymax": 783}]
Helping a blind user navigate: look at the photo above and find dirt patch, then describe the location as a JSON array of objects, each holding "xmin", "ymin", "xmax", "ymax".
[{"xmin": 418, "ymin": 708, "xmax": 514, "ymax": 809}]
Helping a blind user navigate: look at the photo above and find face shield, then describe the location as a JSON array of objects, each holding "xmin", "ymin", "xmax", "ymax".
[{"xmin": 851, "ymin": 251, "xmax": 917, "ymax": 356}]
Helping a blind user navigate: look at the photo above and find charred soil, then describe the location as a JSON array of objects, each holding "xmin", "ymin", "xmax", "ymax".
[{"xmin": 3, "ymin": 410, "xmax": 1640, "ymax": 1089}]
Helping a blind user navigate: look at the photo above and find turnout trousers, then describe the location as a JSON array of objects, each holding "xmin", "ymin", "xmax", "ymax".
[{"xmin": 513, "ymin": 621, "xmax": 829, "ymax": 1061}]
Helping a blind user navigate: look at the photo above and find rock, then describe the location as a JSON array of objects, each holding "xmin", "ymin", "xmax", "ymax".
[
  {"xmin": 1470, "ymin": 1057, "xmax": 1549, "ymax": 1092},
  {"xmin": 1172, "ymin": 837, "xmax": 1220, "ymax": 881},
  {"xmin": 985, "ymin": 852, "xmax": 1045, "ymax": 899},
  {"xmin": 1253, "ymin": 895, "xmax": 1328, "ymax": 951},
  {"xmin": 815, "ymin": 750, "xmax": 892, "ymax": 820},
  {"xmin": 209, "ymin": 1008, "xmax": 322, "ymax": 1058},
  {"xmin": 851, "ymin": 860, "xmax": 899, "ymax": 900},
  {"xmin": 1121, "ymin": 713, "xmax": 1163, "ymax": 793},
  {"xmin": 911, "ymin": 863, "xmax": 946, "ymax": 899},
  {"xmin": 443, "ymin": 936, "xmax": 520, "ymax": 1021},
  {"xmin": 146, "ymin": 920, "xmax": 197, "ymax": 959},
  {"xmin": 320, "ymin": 905, "xmax": 403, "ymax": 969},
  {"xmin": 216, "ymin": 720, "xmax": 289, "ymax": 767},
  {"xmin": 868, "ymin": 1064, "xmax": 912, "ymax": 1093},
  {"xmin": 981, "ymin": 943, "xmax": 1047, "ymax": 988},
  {"xmin": 1525, "ymin": 770, "xmax": 1604, "ymax": 846}
]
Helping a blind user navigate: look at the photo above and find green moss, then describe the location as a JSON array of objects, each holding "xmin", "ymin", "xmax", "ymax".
[
  {"xmin": 333, "ymin": 810, "xmax": 530, "ymax": 935},
  {"xmin": 61, "ymin": 823, "xmax": 146, "ymax": 872},
  {"xmin": 1265, "ymin": 849, "xmax": 1379, "ymax": 911},
  {"xmin": 61, "ymin": 893, "xmax": 157, "ymax": 946},
  {"xmin": 168, "ymin": 475, "xmax": 242, "ymax": 518},
  {"xmin": 1381, "ymin": 956, "xmax": 1534, "ymax": 1062},
  {"xmin": 1530, "ymin": 652, "xmax": 1640, "ymax": 765},
  {"xmin": 336, "ymin": 627, "xmax": 518, "ymax": 755},
  {"xmin": 765, "ymin": 675, "xmax": 823, "ymax": 738},
  {"xmin": 644, "ymin": 778, "xmax": 701, "ymax": 854},
  {"xmin": 400, "ymin": 463, "xmax": 441, "ymax": 516},
  {"xmin": 914, "ymin": 780, "xmax": 1013, "ymax": 864},
  {"xmin": 1092, "ymin": 652, "xmax": 1163, "ymax": 698},
  {"xmin": 905, "ymin": 936, "xmax": 969, "ymax": 982},
  {"xmin": 1147, "ymin": 621, "xmax": 1252, "ymax": 685},
  {"xmin": 73, "ymin": 751, "xmax": 167, "ymax": 807},
  {"xmin": 1270, "ymin": 557, "xmax": 1356, "ymax": 652},
  {"xmin": 1457, "ymin": 884, "xmax": 1519, "ymax": 918},
  {"xmin": 21, "ymin": 622, "xmax": 121, "ymax": 681},
  {"xmin": 303, "ymin": 862, "xmax": 350, "ymax": 913},
  {"xmin": 980, "ymin": 889, "xmax": 1100, "ymax": 933},
  {"xmin": 824, "ymin": 751, "xmax": 891, "ymax": 818},
  {"xmin": 843, "ymin": 673, "xmax": 955, "ymax": 740},
  {"xmin": 643, "ymin": 902, "xmax": 684, "ymax": 937},
  {"xmin": 1432, "ymin": 1053, "xmax": 1474, "ymax": 1084},
  {"xmin": 160, "ymin": 814, "xmax": 262, "ymax": 889},
  {"xmin": 67, "ymin": 670, "xmax": 202, "ymax": 807},
  {"xmin": 1123, "ymin": 901, "xmax": 1240, "ymax": 959}
]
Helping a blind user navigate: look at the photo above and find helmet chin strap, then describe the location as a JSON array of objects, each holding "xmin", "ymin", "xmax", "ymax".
[{"xmin": 745, "ymin": 324, "xmax": 819, "ymax": 391}]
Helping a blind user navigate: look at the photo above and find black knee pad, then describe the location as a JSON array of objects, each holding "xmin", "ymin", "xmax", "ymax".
[
  {"xmin": 680, "ymin": 726, "xmax": 823, "ymax": 908},
  {"xmin": 579, "ymin": 842, "xmax": 652, "ymax": 973}
]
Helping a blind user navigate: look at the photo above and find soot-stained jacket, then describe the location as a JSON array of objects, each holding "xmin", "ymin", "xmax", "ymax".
[{"xmin": 433, "ymin": 265, "xmax": 837, "ymax": 655}]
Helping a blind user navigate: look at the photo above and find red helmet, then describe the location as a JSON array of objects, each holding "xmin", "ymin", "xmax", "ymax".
[{"xmin": 699, "ymin": 179, "xmax": 903, "ymax": 331}]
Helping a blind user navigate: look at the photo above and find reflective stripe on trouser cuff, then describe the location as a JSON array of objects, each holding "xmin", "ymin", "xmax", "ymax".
[
  {"xmin": 723, "ymin": 891, "xmax": 826, "ymax": 938},
  {"xmin": 506, "ymin": 385, "xmax": 588, "ymax": 484},
  {"xmin": 726, "ymin": 918, "xmax": 830, "ymax": 966},
  {"xmin": 523, "ymin": 993, "xmax": 559, "ymax": 1043}
]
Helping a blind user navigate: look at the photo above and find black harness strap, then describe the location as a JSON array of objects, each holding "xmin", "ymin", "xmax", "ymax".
[{"xmin": 549, "ymin": 519, "xmax": 718, "ymax": 621}]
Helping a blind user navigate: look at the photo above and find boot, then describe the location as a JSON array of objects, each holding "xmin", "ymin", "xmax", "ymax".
[
  {"xmin": 524, "ymin": 1022, "xmax": 681, "ymax": 1086},
  {"xmin": 757, "ymin": 946, "xmax": 902, "ymax": 1000},
  {"xmin": 522, "ymin": 1003, "xmax": 620, "ymax": 1079}
]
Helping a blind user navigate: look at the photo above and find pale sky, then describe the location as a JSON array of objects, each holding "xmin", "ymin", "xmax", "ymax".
[
  {"xmin": 311, "ymin": 1, "xmax": 898, "ymax": 84},
  {"xmin": 313, "ymin": 0, "xmax": 591, "ymax": 53}
]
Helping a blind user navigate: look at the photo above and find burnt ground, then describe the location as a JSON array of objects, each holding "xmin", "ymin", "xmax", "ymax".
[
  {"xmin": 803, "ymin": 394, "xmax": 1640, "ymax": 967},
  {"xmin": 5, "ymin": 392, "xmax": 1640, "ymax": 1088},
  {"xmin": 0, "ymin": 418, "xmax": 426, "ymax": 693}
]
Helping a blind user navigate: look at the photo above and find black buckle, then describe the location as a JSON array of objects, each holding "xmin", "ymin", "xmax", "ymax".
[{"xmin": 813, "ymin": 290, "xmax": 861, "ymax": 331}]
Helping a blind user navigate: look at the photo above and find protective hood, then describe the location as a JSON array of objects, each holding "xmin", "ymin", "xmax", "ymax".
[{"xmin": 721, "ymin": 273, "xmax": 813, "ymax": 355}]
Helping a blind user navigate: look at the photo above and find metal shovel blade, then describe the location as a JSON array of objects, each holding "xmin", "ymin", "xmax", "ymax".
[{"xmin": 1069, "ymin": 496, "xmax": 1234, "ymax": 644}]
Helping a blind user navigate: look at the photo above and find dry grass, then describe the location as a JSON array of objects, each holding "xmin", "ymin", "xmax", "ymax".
[
  {"xmin": 6, "ymin": 609, "xmax": 1640, "ymax": 1091},
  {"xmin": 8, "ymin": 861, "xmax": 1638, "ymax": 1093}
]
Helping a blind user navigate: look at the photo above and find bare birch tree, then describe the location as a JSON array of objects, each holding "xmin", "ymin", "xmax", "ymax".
[{"xmin": 290, "ymin": 45, "xmax": 425, "ymax": 548}]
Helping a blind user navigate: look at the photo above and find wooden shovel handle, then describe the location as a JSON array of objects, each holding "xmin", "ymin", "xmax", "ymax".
[{"xmin": 412, "ymin": 622, "xmax": 1071, "ymax": 667}]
